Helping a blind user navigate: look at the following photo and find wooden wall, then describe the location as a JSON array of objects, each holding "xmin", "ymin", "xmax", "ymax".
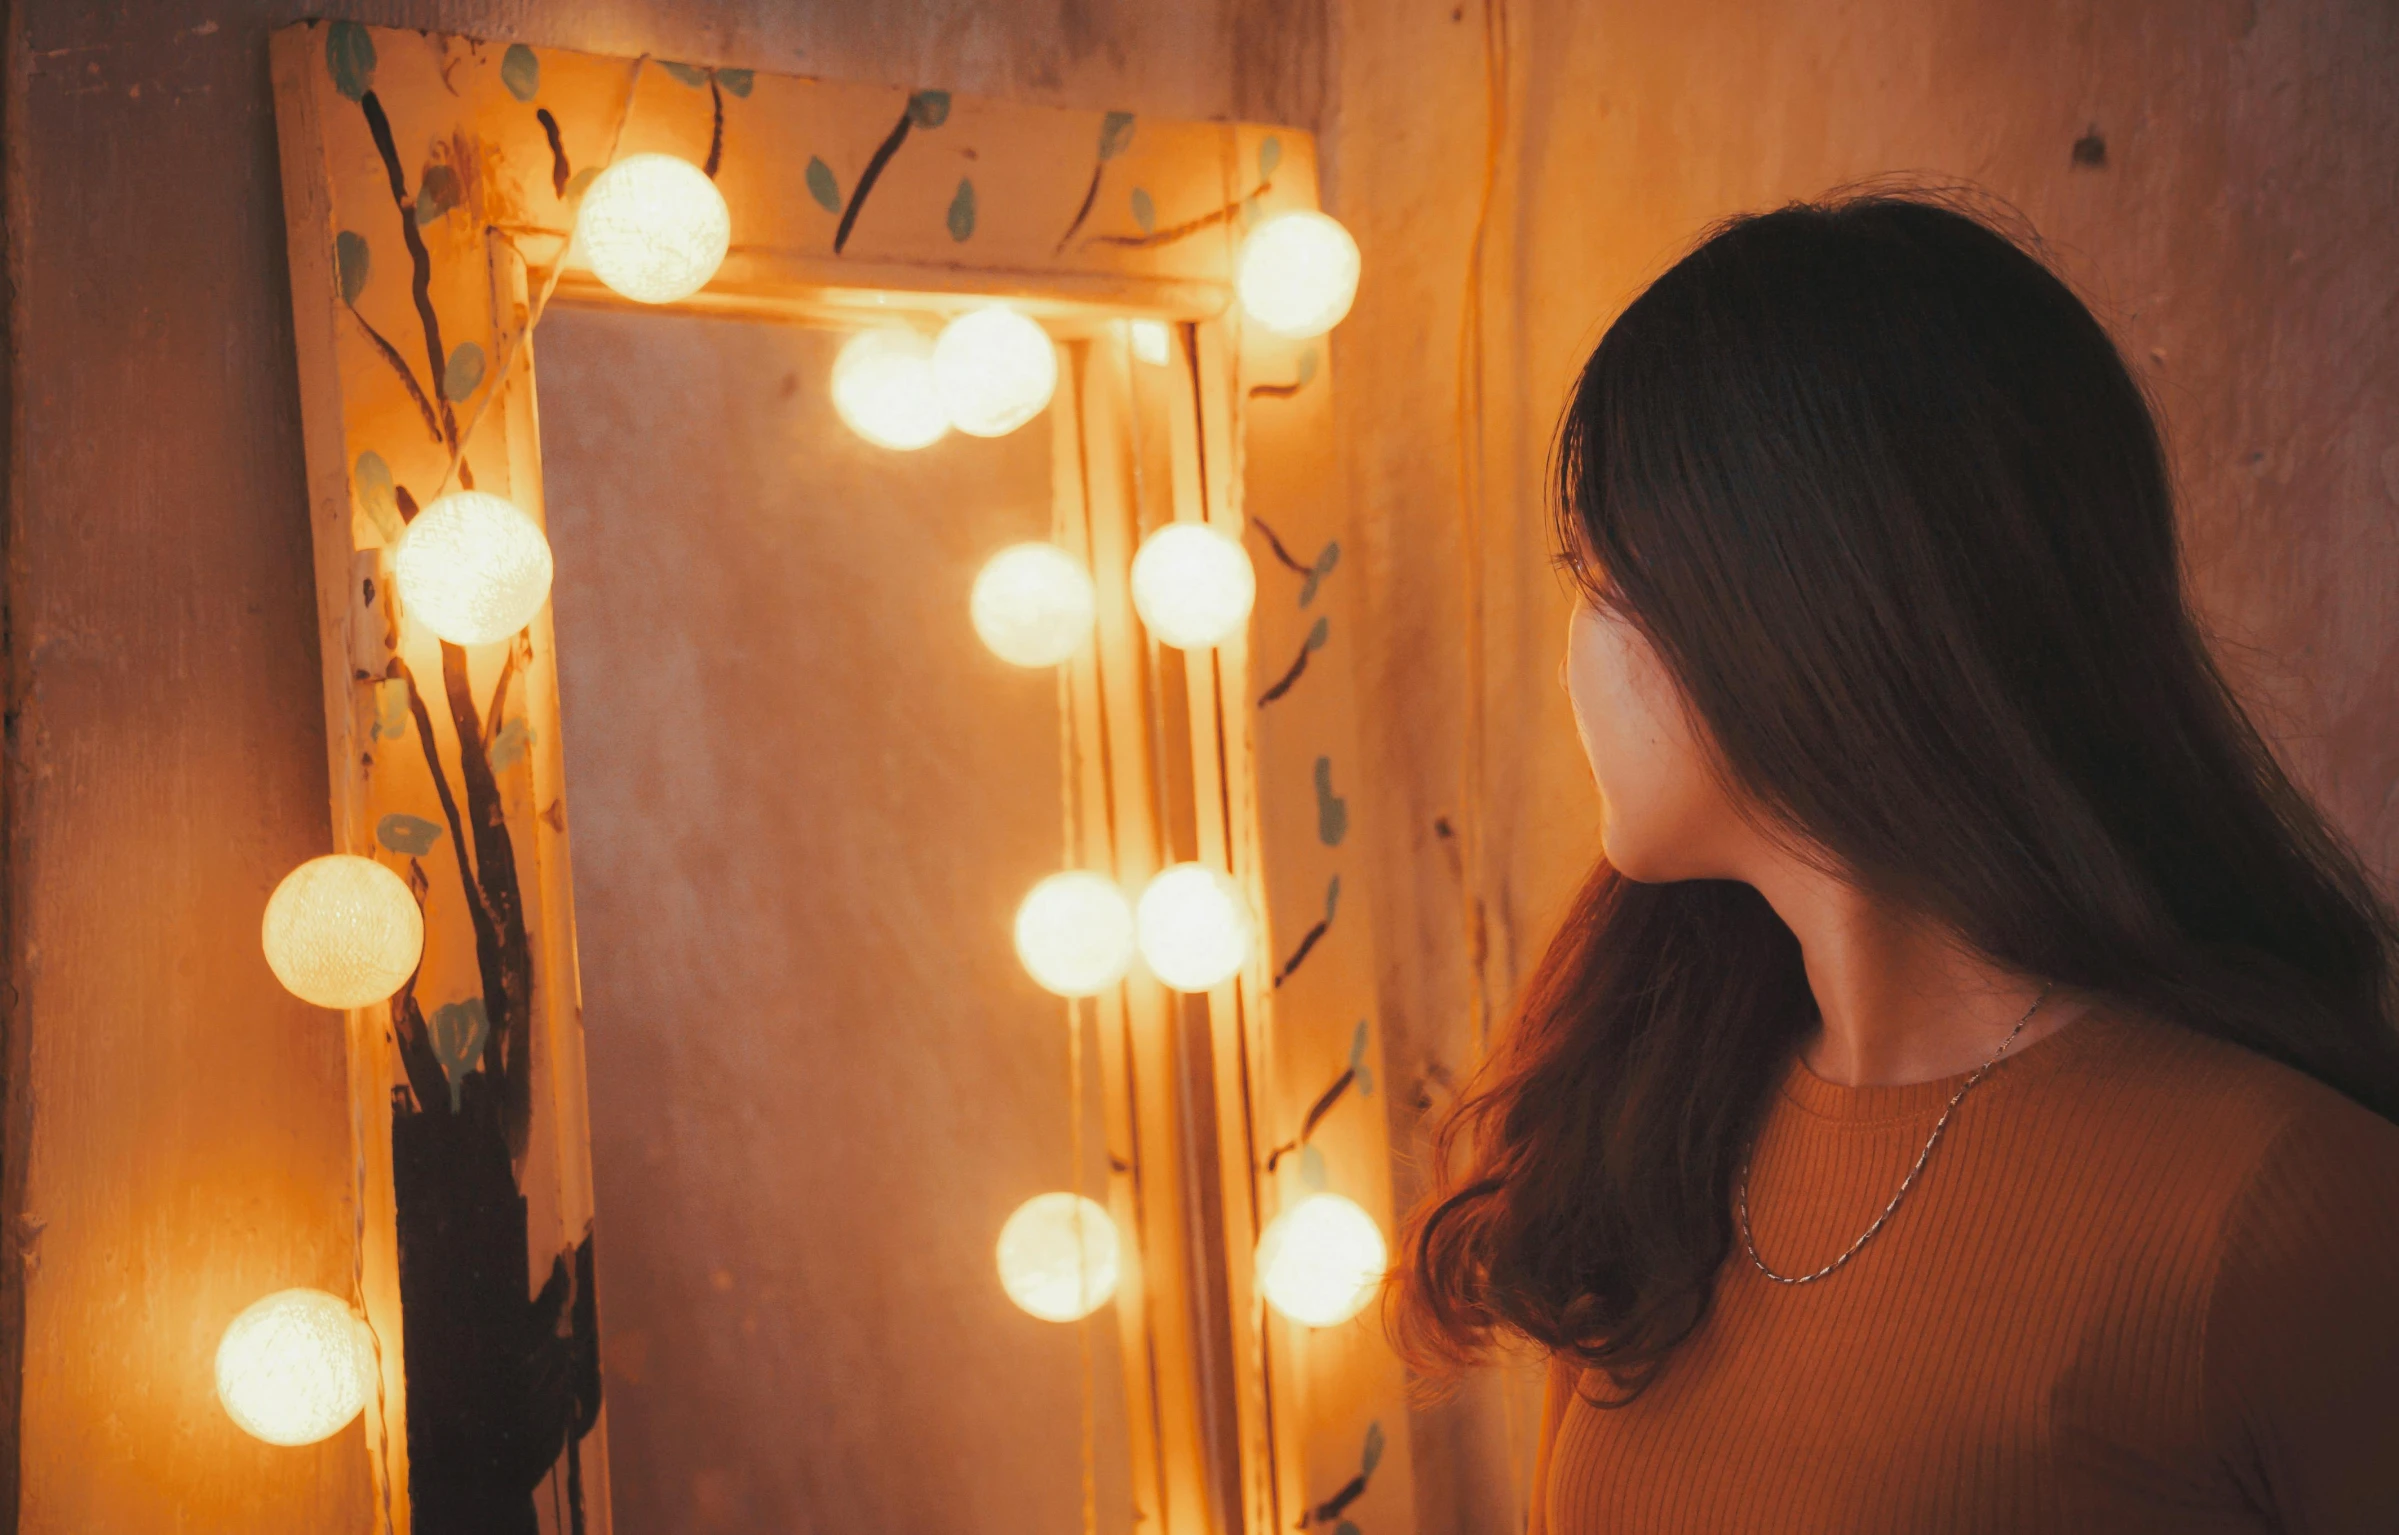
[{"xmin": 1330, "ymin": 2, "xmax": 2399, "ymax": 1530}]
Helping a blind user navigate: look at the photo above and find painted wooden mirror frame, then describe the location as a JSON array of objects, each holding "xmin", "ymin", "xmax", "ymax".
[{"xmin": 269, "ymin": 22, "xmax": 1408, "ymax": 1535}]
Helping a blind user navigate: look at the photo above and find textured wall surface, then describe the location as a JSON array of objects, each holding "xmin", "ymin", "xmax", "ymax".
[
  {"xmin": 1329, "ymin": 2, "xmax": 2399, "ymax": 1531},
  {"xmin": 0, "ymin": 2, "xmax": 1316, "ymax": 1529},
  {"xmin": 8, "ymin": 0, "xmax": 2396, "ymax": 1529}
]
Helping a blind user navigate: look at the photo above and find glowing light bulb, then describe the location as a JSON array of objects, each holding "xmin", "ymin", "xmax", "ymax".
[
  {"xmin": 1015, "ymin": 872, "xmax": 1137, "ymax": 997},
  {"xmin": 262, "ymin": 854, "xmax": 424, "ymax": 1010},
  {"xmin": 394, "ymin": 491, "xmax": 555, "ymax": 647},
  {"xmin": 576, "ymin": 153, "xmax": 731, "ymax": 305},
  {"xmin": 831, "ymin": 328, "xmax": 950, "ymax": 450},
  {"xmin": 1135, "ymin": 863, "xmax": 1252, "ymax": 992},
  {"xmin": 215, "ymin": 1288, "xmax": 376, "ymax": 1445},
  {"xmin": 932, "ymin": 307, "xmax": 1058, "ymax": 437},
  {"xmin": 1236, "ymin": 211, "xmax": 1361, "ymax": 338},
  {"xmin": 973, "ymin": 544, "xmax": 1095, "ymax": 667},
  {"xmin": 996, "ymin": 1192, "xmax": 1121, "ymax": 1322},
  {"xmin": 1256, "ymin": 1193, "xmax": 1387, "ymax": 1327},
  {"xmin": 1130, "ymin": 523, "xmax": 1256, "ymax": 649},
  {"xmin": 1128, "ymin": 318, "xmax": 1172, "ymax": 366}
]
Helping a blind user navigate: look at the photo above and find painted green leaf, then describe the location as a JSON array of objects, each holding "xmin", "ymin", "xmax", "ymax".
[
  {"xmin": 1349, "ymin": 1018, "xmax": 1369, "ymax": 1068},
  {"xmin": 335, "ymin": 230, "xmax": 371, "ymax": 306},
  {"xmin": 1314, "ymin": 755, "xmax": 1349, "ymax": 846},
  {"xmin": 1130, "ymin": 186, "xmax": 1156, "ymax": 234},
  {"xmin": 488, "ymin": 717, "xmax": 534, "ymax": 771},
  {"xmin": 429, "ymin": 998, "xmax": 490, "ymax": 1113},
  {"xmin": 1298, "ymin": 535, "xmax": 1339, "ymax": 606},
  {"xmin": 326, "ymin": 20, "xmax": 376, "ymax": 102},
  {"xmin": 1323, "ymin": 873, "xmax": 1342, "ymax": 921},
  {"xmin": 906, "ymin": 88, "xmax": 951, "ymax": 128},
  {"xmin": 1258, "ymin": 134, "xmax": 1283, "ymax": 180},
  {"xmin": 377, "ymin": 812, "xmax": 442, "ymax": 857},
  {"xmin": 414, "ymin": 162, "xmax": 460, "ymax": 225},
  {"xmin": 1097, "ymin": 110, "xmax": 1135, "ymax": 162},
  {"xmin": 717, "ymin": 67, "xmax": 754, "ymax": 97},
  {"xmin": 1363, "ymin": 1420, "xmax": 1386, "ymax": 1474},
  {"xmin": 354, "ymin": 450, "xmax": 402, "ymax": 541},
  {"xmin": 1298, "ymin": 1143, "xmax": 1329, "ymax": 1192},
  {"xmin": 1303, "ymin": 614, "xmax": 1330, "ymax": 653},
  {"xmin": 369, "ymin": 680, "xmax": 412, "ymax": 743},
  {"xmin": 805, "ymin": 156, "xmax": 841, "ymax": 213},
  {"xmin": 500, "ymin": 43, "xmax": 540, "ymax": 102},
  {"xmin": 443, "ymin": 342, "xmax": 485, "ymax": 402},
  {"xmin": 1335, "ymin": 1523, "xmax": 1361, "ymax": 1535},
  {"xmin": 659, "ymin": 60, "xmax": 710, "ymax": 88},
  {"xmin": 564, "ymin": 165, "xmax": 600, "ymax": 202},
  {"xmin": 947, "ymin": 177, "xmax": 976, "ymax": 243}
]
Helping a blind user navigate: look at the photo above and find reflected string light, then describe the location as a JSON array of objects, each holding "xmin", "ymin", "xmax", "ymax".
[
  {"xmin": 394, "ymin": 490, "xmax": 556, "ymax": 647},
  {"xmin": 932, "ymin": 306, "xmax": 1058, "ymax": 437},
  {"xmin": 576, "ymin": 153, "xmax": 732, "ymax": 305},
  {"xmin": 1129, "ymin": 523, "xmax": 1256, "ymax": 650},
  {"xmin": 1236, "ymin": 211, "xmax": 1361, "ymax": 339},
  {"xmin": 996, "ymin": 1192, "xmax": 1121, "ymax": 1322},
  {"xmin": 1135, "ymin": 863, "xmax": 1252, "ymax": 993},
  {"xmin": 830, "ymin": 328, "xmax": 951, "ymax": 451},
  {"xmin": 262, "ymin": 854, "xmax": 425, "ymax": 1010},
  {"xmin": 1255, "ymin": 1193, "xmax": 1387, "ymax": 1327},
  {"xmin": 972, "ymin": 544, "xmax": 1095, "ymax": 668},
  {"xmin": 1015, "ymin": 872, "xmax": 1137, "ymax": 998},
  {"xmin": 1128, "ymin": 318, "xmax": 1172, "ymax": 367},
  {"xmin": 216, "ymin": 1288, "xmax": 377, "ymax": 1446}
]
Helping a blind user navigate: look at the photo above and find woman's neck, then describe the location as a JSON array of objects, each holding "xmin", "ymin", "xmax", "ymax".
[{"xmin": 1747, "ymin": 856, "xmax": 2075, "ymax": 1087}]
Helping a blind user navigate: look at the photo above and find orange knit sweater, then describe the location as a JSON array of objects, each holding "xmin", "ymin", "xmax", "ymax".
[{"xmin": 1528, "ymin": 1008, "xmax": 2399, "ymax": 1532}]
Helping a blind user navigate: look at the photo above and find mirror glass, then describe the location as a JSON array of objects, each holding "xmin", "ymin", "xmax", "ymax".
[{"xmin": 537, "ymin": 307, "xmax": 1136, "ymax": 1533}]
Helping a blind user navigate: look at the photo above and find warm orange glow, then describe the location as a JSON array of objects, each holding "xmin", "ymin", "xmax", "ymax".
[
  {"xmin": 215, "ymin": 1288, "xmax": 375, "ymax": 1445},
  {"xmin": 261, "ymin": 854, "xmax": 424, "ymax": 1010}
]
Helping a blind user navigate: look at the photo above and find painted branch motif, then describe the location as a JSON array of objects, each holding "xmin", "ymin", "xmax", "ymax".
[
  {"xmin": 1274, "ymin": 875, "xmax": 1341, "ymax": 988},
  {"xmin": 833, "ymin": 89, "xmax": 951, "ymax": 253},
  {"xmin": 1296, "ymin": 1421, "xmax": 1388, "ymax": 1533},
  {"xmin": 1263, "ymin": 1021, "xmax": 1377, "ymax": 1174},
  {"xmin": 1055, "ymin": 110, "xmax": 1135, "ymax": 252},
  {"xmin": 324, "ymin": 22, "xmax": 603, "ymax": 1530}
]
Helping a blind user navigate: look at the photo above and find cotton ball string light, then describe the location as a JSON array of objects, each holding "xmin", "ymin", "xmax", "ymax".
[
  {"xmin": 1236, "ymin": 211, "xmax": 1361, "ymax": 339},
  {"xmin": 262, "ymin": 855, "xmax": 424, "ymax": 1010},
  {"xmin": 1129, "ymin": 523, "xmax": 1256, "ymax": 650},
  {"xmin": 216, "ymin": 1288, "xmax": 377, "ymax": 1446},
  {"xmin": 1135, "ymin": 863, "xmax": 1252, "ymax": 993},
  {"xmin": 932, "ymin": 306, "xmax": 1058, "ymax": 437},
  {"xmin": 394, "ymin": 491, "xmax": 555, "ymax": 647},
  {"xmin": 996, "ymin": 1193, "xmax": 1121, "ymax": 1322},
  {"xmin": 1255, "ymin": 1193, "xmax": 1387, "ymax": 1327},
  {"xmin": 575, "ymin": 152, "xmax": 731, "ymax": 305},
  {"xmin": 1015, "ymin": 872, "xmax": 1137, "ymax": 998},
  {"xmin": 973, "ymin": 544, "xmax": 1095, "ymax": 668},
  {"xmin": 831, "ymin": 328, "xmax": 950, "ymax": 451}
]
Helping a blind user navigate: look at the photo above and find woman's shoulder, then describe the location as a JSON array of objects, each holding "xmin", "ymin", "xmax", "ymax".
[{"xmin": 2052, "ymin": 1004, "xmax": 2399, "ymax": 1177}]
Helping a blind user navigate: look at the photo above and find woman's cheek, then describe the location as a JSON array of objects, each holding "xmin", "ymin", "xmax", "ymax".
[{"xmin": 1564, "ymin": 601, "xmax": 1702, "ymax": 881}]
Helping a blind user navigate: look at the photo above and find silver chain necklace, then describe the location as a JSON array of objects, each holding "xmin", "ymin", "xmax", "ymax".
[{"xmin": 1737, "ymin": 985, "xmax": 2053, "ymax": 1286}]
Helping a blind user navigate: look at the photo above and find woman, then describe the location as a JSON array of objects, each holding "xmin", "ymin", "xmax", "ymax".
[{"xmin": 1394, "ymin": 193, "xmax": 2399, "ymax": 1532}]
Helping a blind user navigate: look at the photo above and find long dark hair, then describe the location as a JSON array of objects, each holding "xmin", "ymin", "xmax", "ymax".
[{"xmin": 1393, "ymin": 191, "xmax": 2399, "ymax": 1397}]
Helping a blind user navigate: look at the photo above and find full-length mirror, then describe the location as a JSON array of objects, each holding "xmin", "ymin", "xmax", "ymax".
[
  {"xmin": 538, "ymin": 307, "xmax": 1139, "ymax": 1530},
  {"xmin": 269, "ymin": 26, "xmax": 1413, "ymax": 1535}
]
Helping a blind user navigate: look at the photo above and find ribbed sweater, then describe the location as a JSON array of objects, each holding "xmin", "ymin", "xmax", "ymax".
[{"xmin": 1528, "ymin": 1008, "xmax": 2399, "ymax": 1532}]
